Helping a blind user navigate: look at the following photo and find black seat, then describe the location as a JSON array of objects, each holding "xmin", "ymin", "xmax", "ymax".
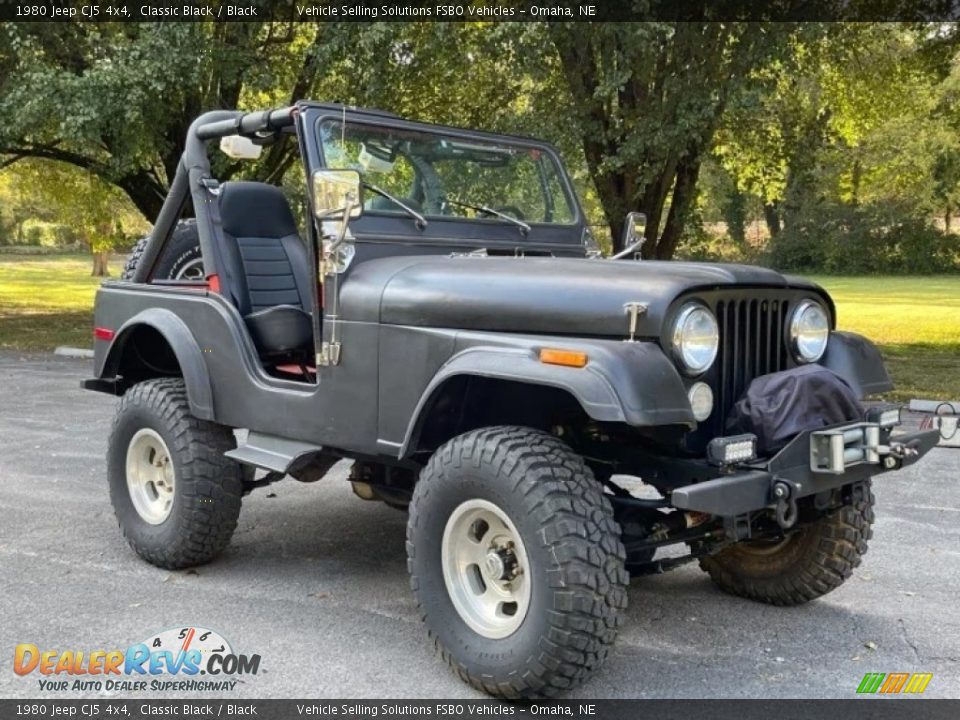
[{"xmin": 216, "ymin": 182, "xmax": 313, "ymax": 358}]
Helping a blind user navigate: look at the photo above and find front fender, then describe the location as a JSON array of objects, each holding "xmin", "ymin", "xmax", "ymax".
[
  {"xmin": 820, "ymin": 331, "xmax": 893, "ymax": 398},
  {"xmin": 399, "ymin": 340, "xmax": 693, "ymax": 457},
  {"xmin": 99, "ymin": 308, "xmax": 214, "ymax": 419}
]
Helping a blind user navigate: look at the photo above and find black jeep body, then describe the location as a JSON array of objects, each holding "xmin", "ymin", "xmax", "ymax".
[{"xmin": 83, "ymin": 102, "xmax": 939, "ymax": 698}]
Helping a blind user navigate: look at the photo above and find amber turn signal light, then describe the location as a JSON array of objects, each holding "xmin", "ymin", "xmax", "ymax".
[{"xmin": 539, "ymin": 348, "xmax": 588, "ymax": 368}]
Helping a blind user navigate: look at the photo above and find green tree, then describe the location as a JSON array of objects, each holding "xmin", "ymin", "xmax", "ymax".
[
  {"xmin": 1, "ymin": 20, "xmax": 803, "ymax": 256},
  {"xmin": 0, "ymin": 20, "xmax": 327, "ymax": 220},
  {"xmin": 544, "ymin": 21, "xmax": 798, "ymax": 255},
  {"xmin": 5, "ymin": 159, "xmax": 150, "ymax": 275},
  {"xmin": 716, "ymin": 24, "xmax": 960, "ymax": 239}
]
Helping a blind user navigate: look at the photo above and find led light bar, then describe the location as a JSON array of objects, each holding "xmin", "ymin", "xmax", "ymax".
[
  {"xmin": 865, "ymin": 405, "xmax": 902, "ymax": 428},
  {"xmin": 707, "ymin": 434, "xmax": 758, "ymax": 466}
]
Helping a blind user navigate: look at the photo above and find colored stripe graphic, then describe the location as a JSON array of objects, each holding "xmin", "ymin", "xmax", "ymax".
[
  {"xmin": 880, "ymin": 673, "xmax": 909, "ymax": 694},
  {"xmin": 857, "ymin": 672, "xmax": 932, "ymax": 694},
  {"xmin": 857, "ymin": 673, "xmax": 886, "ymax": 694},
  {"xmin": 903, "ymin": 673, "xmax": 933, "ymax": 694}
]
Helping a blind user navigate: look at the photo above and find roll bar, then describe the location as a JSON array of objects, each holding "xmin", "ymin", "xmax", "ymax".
[
  {"xmin": 131, "ymin": 107, "xmax": 295, "ymax": 284},
  {"xmin": 195, "ymin": 106, "xmax": 296, "ymax": 140}
]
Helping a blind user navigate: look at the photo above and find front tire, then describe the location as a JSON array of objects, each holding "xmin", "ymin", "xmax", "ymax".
[
  {"xmin": 407, "ymin": 426, "xmax": 628, "ymax": 698},
  {"xmin": 107, "ymin": 378, "xmax": 243, "ymax": 569},
  {"xmin": 700, "ymin": 482, "xmax": 875, "ymax": 606}
]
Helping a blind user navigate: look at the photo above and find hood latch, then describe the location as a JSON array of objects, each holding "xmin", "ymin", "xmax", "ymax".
[{"xmin": 623, "ymin": 302, "xmax": 648, "ymax": 342}]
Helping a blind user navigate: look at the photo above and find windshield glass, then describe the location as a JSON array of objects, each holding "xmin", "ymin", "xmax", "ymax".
[{"xmin": 318, "ymin": 120, "xmax": 576, "ymax": 225}]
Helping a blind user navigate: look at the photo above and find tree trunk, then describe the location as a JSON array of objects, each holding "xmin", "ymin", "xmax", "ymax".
[
  {"xmin": 946, "ymin": 206, "xmax": 952, "ymax": 234},
  {"xmin": 657, "ymin": 156, "xmax": 703, "ymax": 260},
  {"xmin": 763, "ymin": 203, "xmax": 781, "ymax": 238},
  {"xmin": 722, "ymin": 187, "xmax": 747, "ymax": 247},
  {"xmin": 116, "ymin": 171, "xmax": 168, "ymax": 222},
  {"xmin": 91, "ymin": 250, "xmax": 110, "ymax": 277}
]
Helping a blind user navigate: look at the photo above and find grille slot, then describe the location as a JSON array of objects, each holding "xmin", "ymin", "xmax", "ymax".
[{"xmin": 716, "ymin": 298, "xmax": 790, "ymax": 422}]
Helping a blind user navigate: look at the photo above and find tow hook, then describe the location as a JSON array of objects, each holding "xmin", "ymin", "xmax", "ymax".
[
  {"xmin": 888, "ymin": 439, "xmax": 921, "ymax": 460},
  {"xmin": 878, "ymin": 438, "xmax": 921, "ymax": 469},
  {"xmin": 773, "ymin": 480, "xmax": 798, "ymax": 529}
]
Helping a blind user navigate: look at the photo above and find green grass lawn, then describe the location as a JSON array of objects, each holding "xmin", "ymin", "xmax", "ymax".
[
  {"xmin": 811, "ymin": 276, "xmax": 960, "ymax": 402},
  {"xmin": 0, "ymin": 254, "xmax": 107, "ymax": 352},
  {"xmin": 0, "ymin": 255, "xmax": 956, "ymax": 401}
]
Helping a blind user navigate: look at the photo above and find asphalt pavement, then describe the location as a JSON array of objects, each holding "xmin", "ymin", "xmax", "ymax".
[{"xmin": 1, "ymin": 352, "xmax": 957, "ymax": 699}]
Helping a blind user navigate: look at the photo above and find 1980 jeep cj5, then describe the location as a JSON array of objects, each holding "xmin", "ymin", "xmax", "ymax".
[{"xmin": 84, "ymin": 102, "xmax": 938, "ymax": 697}]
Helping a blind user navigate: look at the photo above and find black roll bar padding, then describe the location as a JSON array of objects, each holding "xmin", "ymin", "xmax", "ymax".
[
  {"xmin": 194, "ymin": 118, "xmax": 241, "ymax": 140},
  {"xmin": 194, "ymin": 106, "xmax": 295, "ymax": 140},
  {"xmin": 133, "ymin": 110, "xmax": 242, "ymax": 284},
  {"xmin": 133, "ymin": 107, "xmax": 295, "ymax": 285},
  {"xmin": 131, "ymin": 160, "xmax": 189, "ymax": 283},
  {"xmin": 239, "ymin": 110, "xmax": 272, "ymax": 135},
  {"xmin": 183, "ymin": 111, "xmax": 245, "ymax": 293}
]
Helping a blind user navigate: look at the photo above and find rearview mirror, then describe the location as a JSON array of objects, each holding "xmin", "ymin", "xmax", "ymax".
[
  {"xmin": 312, "ymin": 169, "xmax": 363, "ymax": 220},
  {"xmin": 220, "ymin": 135, "xmax": 263, "ymax": 160}
]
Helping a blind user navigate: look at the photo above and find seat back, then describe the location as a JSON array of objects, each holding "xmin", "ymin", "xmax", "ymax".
[{"xmin": 216, "ymin": 182, "xmax": 311, "ymax": 317}]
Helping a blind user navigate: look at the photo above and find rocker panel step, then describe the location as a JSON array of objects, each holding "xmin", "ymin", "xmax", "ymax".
[{"xmin": 225, "ymin": 431, "xmax": 324, "ymax": 473}]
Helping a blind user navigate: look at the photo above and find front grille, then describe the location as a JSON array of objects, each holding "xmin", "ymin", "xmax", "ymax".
[{"xmin": 714, "ymin": 296, "xmax": 791, "ymax": 425}]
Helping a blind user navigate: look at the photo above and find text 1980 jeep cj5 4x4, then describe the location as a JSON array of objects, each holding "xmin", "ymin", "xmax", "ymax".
[{"xmin": 84, "ymin": 102, "xmax": 938, "ymax": 697}]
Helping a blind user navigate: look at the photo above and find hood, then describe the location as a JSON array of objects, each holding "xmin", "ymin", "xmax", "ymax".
[{"xmin": 339, "ymin": 255, "xmax": 823, "ymax": 338}]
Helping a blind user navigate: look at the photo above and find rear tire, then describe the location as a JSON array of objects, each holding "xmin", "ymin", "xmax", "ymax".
[
  {"xmin": 107, "ymin": 378, "xmax": 243, "ymax": 569},
  {"xmin": 700, "ymin": 481, "xmax": 875, "ymax": 606},
  {"xmin": 122, "ymin": 220, "xmax": 203, "ymax": 281},
  {"xmin": 407, "ymin": 426, "xmax": 628, "ymax": 698}
]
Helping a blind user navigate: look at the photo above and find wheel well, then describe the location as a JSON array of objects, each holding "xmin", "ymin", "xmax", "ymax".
[
  {"xmin": 111, "ymin": 325, "xmax": 183, "ymax": 385},
  {"xmin": 408, "ymin": 376, "xmax": 589, "ymax": 459}
]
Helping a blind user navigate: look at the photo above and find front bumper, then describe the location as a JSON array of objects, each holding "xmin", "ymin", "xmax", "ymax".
[{"xmin": 671, "ymin": 420, "xmax": 940, "ymax": 519}]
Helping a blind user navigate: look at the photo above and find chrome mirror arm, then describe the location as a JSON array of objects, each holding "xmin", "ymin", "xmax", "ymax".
[
  {"xmin": 326, "ymin": 198, "xmax": 357, "ymax": 254},
  {"xmin": 610, "ymin": 238, "xmax": 645, "ymax": 260}
]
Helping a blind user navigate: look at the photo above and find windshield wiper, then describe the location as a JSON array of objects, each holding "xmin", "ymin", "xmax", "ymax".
[
  {"xmin": 363, "ymin": 182, "xmax": 428, "ymax": 229},
  {"xmin": 447, "ymin": 199, "xmax": 531, "ymax": 236}
]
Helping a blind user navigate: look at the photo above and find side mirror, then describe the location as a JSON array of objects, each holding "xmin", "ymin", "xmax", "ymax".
[
  {"xmin": 610, "ymin": 212, "xmax": 647, "ymax": 260},
  {"xmin": 621, "ymin": 211, "xmax": 646, "ymax": 250},
  {"xmin": 312, "ymin": 169, "xmax": 364, "ymax": 220}
]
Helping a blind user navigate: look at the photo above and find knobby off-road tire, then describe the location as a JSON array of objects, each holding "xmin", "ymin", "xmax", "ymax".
[
  {"xmin": 122, "ymin": 219, "xmax": 203, "ymax": 281},
  {"xmin": 107, "ymin": 378, "xmax": 243, "ymax": 569},
  {"xmin": 700, "ymin": 481, "xmax": 875, "ymax": 606},
  {"xmin": 407, "ymin": 426, "xmax": 628, "ymax": 699}
]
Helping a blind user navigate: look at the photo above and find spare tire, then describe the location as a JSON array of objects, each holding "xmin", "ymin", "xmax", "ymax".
[{"xmin": 122, "ymin": 219, "xmax": 203, "ymax": 281}]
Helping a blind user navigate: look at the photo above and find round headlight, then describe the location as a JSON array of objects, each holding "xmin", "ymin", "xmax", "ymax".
[
  {"xmin": 672, "ymin": 303, "xmax": 719, "ymax": 375},
  {"xmin": 790, "ymin": 300, "xmax": 830, "ymax": 362}
]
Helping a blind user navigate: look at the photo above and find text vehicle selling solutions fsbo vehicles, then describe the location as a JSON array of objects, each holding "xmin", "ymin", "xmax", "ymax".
[{"xmin": 83, "ymin": 101, "xmax": 939, "ymax": 697}]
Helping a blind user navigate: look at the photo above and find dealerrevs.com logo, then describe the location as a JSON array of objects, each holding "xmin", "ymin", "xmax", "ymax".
[{"xmin": 13, "ymin": 626, "xmax": 261, "ymax": 693}]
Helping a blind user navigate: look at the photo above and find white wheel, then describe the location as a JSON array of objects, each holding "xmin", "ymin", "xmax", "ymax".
[
  {"xmin": 441, "ymin": 498, "xmax": 531, "ymax": 639},
  {"xmin": 125, "ymin": 428, "xmax": 176, "ymax": 525},
  {"xmin": 408, "ymin": 426, "xmax": 628, "ymax": 698},
  {"xmin": 109, "ymin": 379, "xmax": 243, "ymax": 569}
]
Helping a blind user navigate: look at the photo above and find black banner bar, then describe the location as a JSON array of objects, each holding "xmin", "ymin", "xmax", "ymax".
[
  {"xmin": 1, "ymin": 700, "xmax": 959, "ymax": 720},
  {"xmin": 2, "ymin": 0, "xmax": 960, "ymax": 23}
]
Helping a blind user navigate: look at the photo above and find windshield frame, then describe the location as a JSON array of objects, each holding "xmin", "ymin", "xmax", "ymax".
[{"xmin": 309, "ymin": 110, "xmax": 585, "ymax": 247}]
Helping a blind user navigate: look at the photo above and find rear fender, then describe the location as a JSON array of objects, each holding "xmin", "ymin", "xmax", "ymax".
[{"xmin": 100, "ymin": 308, "xmax": 214, "ymax": 419}]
